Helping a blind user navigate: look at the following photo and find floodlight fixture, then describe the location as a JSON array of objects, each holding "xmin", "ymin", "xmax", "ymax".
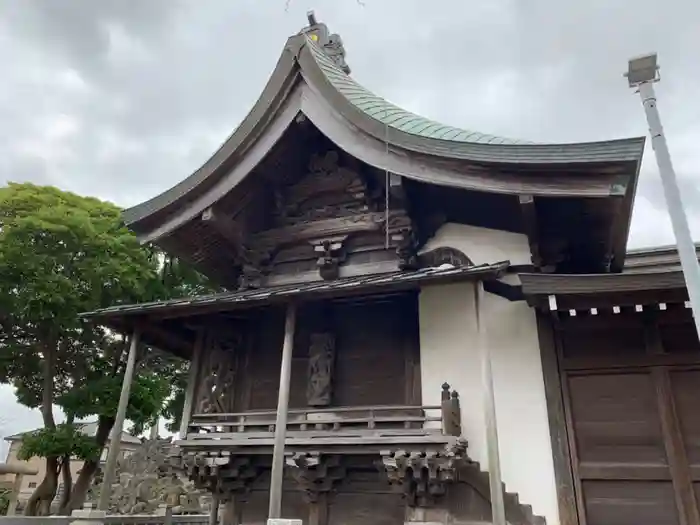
[
  {"xmin": 625, "ymin": 53, "xmax": 700, "ymax": 339},
  {"xmin": 625, "ymin": 52, "xmax": 659, "ymax": 87}
]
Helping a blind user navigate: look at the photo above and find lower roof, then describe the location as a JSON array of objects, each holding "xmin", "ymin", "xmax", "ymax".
[
  {"xmin": 81, "ymin": 262, "xmax": 509, "ymax": 358},
  {"xmin": 82, "ymin": 262, "xmax": 508, "ymax": 322}
]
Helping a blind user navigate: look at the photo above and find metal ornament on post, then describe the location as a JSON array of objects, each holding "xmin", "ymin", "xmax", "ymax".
[{"xmin": 625, "ymin": 53, "xmax": 700, "ymax": 340}]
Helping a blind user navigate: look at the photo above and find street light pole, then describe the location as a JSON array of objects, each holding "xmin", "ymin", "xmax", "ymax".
[{"xmin": 625, "ymin": 53, "xmax": 700, "ymax": 339}]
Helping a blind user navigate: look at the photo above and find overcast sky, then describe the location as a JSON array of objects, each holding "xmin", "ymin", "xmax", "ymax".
[{"xmin": 1, "ymin": 0, "xmax": 699, "ymax": 453}]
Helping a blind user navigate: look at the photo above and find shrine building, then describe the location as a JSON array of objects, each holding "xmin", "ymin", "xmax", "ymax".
[{"xmin": 83, "ymin": 13, "xmax": 700, "ymax": 525}]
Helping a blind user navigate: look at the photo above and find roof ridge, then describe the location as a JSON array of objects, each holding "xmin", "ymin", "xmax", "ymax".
[{"xmin": 302, "ymin": 34, "xmax": 533, "ymax": 146}]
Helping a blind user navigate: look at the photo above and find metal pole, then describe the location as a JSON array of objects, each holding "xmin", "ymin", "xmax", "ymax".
[
  {"xmin": 636, "ymin": 80, "xmax": 700, "ymax": 339},
  {"xmin": 98, "ymin": 329, "xmax": 141, "ymax": 510},
  {"xmin": 475, "ymin": 282, "xmax": 506, "ymax": 525},
  {"xmin": 268, "ymin": 303, "xmax": 298, "ymax": 519}
]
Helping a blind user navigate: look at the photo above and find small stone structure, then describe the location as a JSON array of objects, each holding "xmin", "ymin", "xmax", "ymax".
[
  {"xmin": 0, "ymin": 462, "xmax": 38, "ymax": 516},
  {"xmin": 88, "ymin": 438, "xmax": 211, "ymax": 515}
]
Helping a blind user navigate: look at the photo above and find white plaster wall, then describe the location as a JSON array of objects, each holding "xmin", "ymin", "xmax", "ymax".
[
  {"xmin": 419, "ymin": 223, "xmax": 532, "ymax": 266},
  {"xmin": 418, "ymin": 282, "xmax": 559, "ymax": 525}
]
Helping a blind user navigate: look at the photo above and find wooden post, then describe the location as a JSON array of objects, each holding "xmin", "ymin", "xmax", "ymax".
[
  {"xmin": 475, "ymin": 281, "xmax": 506, "ymax": 525},
  {"xmin": 98, "ymin": 328, "xmax": 141, "ymax": 511},
  {"xmin": 268, "ymin": 303, "xmax": 298, "ymax": 519},
  {"xmin": 209, "ymin": 493, "xmax": 220, "ymax": 525},
  {"xmin": 179, "ymin": 329, "xmax": 206, "ymax": 439}
]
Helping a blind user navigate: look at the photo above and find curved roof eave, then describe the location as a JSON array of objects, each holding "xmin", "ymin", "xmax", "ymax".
[
  {"xmin": 124, "ymin": 32, "xmax": 645, "ymax": 233},
  {"xmin": 297, "ymin": 37, "xmax": 646, "ymax": 165},
  {"xmin": 123, "ymin": 36, "xmax": 306, "ymax": 229},
  {"xmin": 137, "ymin": 81, "xmax": 632, "ymax": 245}
]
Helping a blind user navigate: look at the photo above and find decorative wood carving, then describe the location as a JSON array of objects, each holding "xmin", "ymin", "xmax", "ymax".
[
  {"xmin": 307, "ymin": 333, "xmax": 336, "ymax": 406},
  {"xmin": 286, "ymin": 452, "xmax": 346, "ymax": 503},
  {"xmin": 201, "ymin": 207, "xmax": 271, "ymax": 289},
  {"xmin": 183, "ymin": 451, "xmax": 264, "ymax": 496},
  {"xmin": 417, "ymin": 247, "xmax": 473, "ymax": 269},
  {"xmin": 195, "ymin": 336, "xmax": 238, "ymax": 414},
  {"xmin": 314, "ymin": 238, "xmax": 347, "ymax": 281},
  {"xmin": 251, "ymin": 150, "xmax": 417, "ymax": 280},
  {"xmin": 378, "ymin": 440, "xmax": 468, "ymax": 507}
]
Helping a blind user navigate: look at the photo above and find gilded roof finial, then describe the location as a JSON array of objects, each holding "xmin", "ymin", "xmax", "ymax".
[{"xmin": 300, "ymin": 11, "xmax": 351, "ymax": 75}]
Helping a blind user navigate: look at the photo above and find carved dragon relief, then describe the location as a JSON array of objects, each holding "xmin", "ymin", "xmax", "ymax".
[{"xmin": 195, "ymin": 335, "xmax": 239, "ymax": 415}]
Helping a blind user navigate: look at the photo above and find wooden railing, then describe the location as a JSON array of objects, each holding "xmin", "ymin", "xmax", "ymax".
[{"xmin": 186, "ymin": 383, "xmax": 462, "ymax": 439}]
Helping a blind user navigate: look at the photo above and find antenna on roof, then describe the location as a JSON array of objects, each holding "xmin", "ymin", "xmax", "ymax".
[{"xmin": 307, "ymin": 11, "xmax": 318, "ymax": 26}]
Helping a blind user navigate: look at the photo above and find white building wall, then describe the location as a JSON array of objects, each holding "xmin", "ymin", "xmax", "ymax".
[
  {"xmin": 420, "ymin": 223, "xmax": 532, "ymax": 266},
  {"xmin": 418, "ymin": 223, "xmax": 559, "ymax": 525}
]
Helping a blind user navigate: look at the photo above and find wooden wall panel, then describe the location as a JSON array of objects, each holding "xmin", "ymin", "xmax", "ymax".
[
  {"xmin": 240, "ymin": 295, "xmax": 419, "ymax": 411},
  {"xmin": 332, "ymin": 299, "xmax": 412, "ymax": 407},
  {"xmin": 328, "ymin": 493, "xmax": 404, "ymax": 525},
  {"xmin": 581, "ymin": 481, "xmax": 678, "ymax": 525},
  {"xmin": 567, "ymin": 373, "xmax": 667, "ymax": 468},
  {"xmin": 554, "ymin": 311, "xmax": 700, "ymax": 525}
]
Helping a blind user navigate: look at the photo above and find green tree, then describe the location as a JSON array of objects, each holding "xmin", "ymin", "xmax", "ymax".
[{"xmin": 0, "ymin": 183, "xmax": 215, "ymax": 515}]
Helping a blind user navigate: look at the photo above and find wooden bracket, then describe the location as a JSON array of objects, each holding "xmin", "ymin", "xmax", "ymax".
[
  {"xmin": 285, "ymin": 452, "xmax": 346, "ymax": 503},
  {"xmin": 378, "ymin": 441, "xmax": 467, "ymax": 507},
  {"xmin": 518, "ymin": 195, "xmax": 542, "ymax": 269}
]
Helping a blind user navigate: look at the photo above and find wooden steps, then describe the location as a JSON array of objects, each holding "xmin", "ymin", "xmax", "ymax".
[{"xmin": 459, "ymin": 460, "xmax": 547, "ymax": 525}]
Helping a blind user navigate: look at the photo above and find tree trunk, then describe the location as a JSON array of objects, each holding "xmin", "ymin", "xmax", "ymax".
[
  {"xmin": 24, "ymin": 457, "xmax": 59, "ymax": 516},
  {"xmin": 25, "ymin": 336, "xmax": 59, "ymax": 516},
  {"xmin": 66, "ymin": 415, "xmax": 115, "ymax": 512},
  {"xmin": 57, "ymin": 454, "xmax": 72, "ymax": 515}
]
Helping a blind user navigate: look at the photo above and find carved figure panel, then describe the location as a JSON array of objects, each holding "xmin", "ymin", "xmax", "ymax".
[
  {"xmin": 196, "ymin": 336, "xmax": 239, "ymax": 414},
  {"xmin": 240, "ymin": 148, "xmax": 419, "ymax": 282},
  {"xmin": 272, "ymin": 151, "xmax": 375, "ymax": 226},
  {"xmin": 307, "ymin": 333, "xmax": 336, "ymax": 406}
]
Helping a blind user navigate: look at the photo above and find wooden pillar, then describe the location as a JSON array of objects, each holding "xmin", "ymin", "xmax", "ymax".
[
  {"xmin": 474, "ymin": 281, "xmax": 506, "ymax": 525},
  {"xmin": 309, "ymin": 493, "xmax": 329, "ymax": 525},
  {"xmin": 98, "ymin": 328, "xmax": 141, "ymax": 511},
  {"xmin": 209, "ymin": 494, "xmax": 221, "ymax": 525},
  {"xmin": 179, "ymin": 329, "xmax": 206, "ymax": 439},
  {"xmin": 268, "ymin": 303, "xmax": 298, "ymax": 519},
  {"xmin": 222, "ymin": 495, "xmax": 244, "ymax": 525}
]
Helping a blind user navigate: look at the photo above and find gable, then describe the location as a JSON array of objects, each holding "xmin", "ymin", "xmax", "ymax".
[{"xmin": 201, "ymin": 140, "xmax": 416, "ymax": 289}]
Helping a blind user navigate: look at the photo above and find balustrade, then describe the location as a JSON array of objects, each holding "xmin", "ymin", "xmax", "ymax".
[{"xmin": 182, "ymin": 383, "xmax": 461, "ymax": 443}]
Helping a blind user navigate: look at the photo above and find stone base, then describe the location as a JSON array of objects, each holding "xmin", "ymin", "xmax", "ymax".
[
  {"xmin": 406, "ymin": 507, "xmax": 450, "ymax": 524},
  {"xmin": 267, "ymin": 519, "xmax": 303, "ymax": 525}
]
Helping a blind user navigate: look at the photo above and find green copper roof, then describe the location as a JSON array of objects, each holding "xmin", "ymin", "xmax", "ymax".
[{"xmin": 305, "ymin": 36, "xmax": 530, "ymax": 146}]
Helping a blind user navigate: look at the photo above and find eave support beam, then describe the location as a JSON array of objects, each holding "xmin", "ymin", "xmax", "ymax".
[{"xmin": 519, "ymin": 195, "xmax": 542, "ymax": 269}]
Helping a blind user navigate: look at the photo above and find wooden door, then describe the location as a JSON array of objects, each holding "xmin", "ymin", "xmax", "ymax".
[{"xmin": 557, "ymin": 307, "xmax": 700, "ymax": 525}]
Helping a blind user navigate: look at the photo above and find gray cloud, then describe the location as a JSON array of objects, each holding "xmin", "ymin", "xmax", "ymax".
[{"xmin": 1, "ymin": 0, "xmax": 699, "ymax": 435}]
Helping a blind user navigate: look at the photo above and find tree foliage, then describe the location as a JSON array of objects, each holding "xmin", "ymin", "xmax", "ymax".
[
  {"xmin": 18, "ymin": 424, "xmax": 100, "ymax": 463},
  {"xmin": 0, "ymin": 182, "xmax": 217, "ymax": 514}
]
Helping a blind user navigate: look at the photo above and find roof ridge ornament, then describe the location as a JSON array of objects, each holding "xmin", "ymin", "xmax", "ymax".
[{"xmin": 300, "ymin": 11, "xmax": 351, "ymax": 74}]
